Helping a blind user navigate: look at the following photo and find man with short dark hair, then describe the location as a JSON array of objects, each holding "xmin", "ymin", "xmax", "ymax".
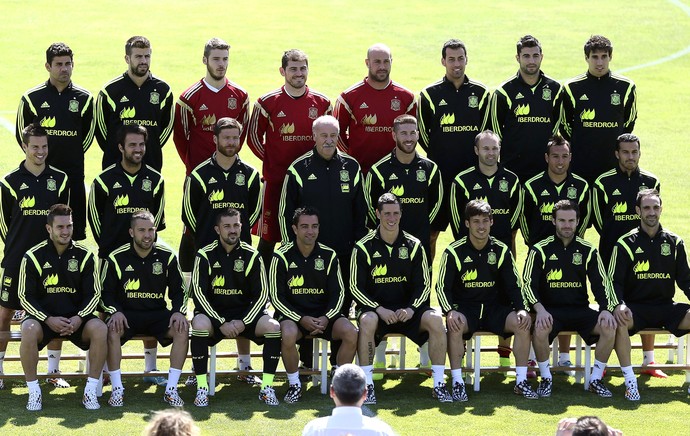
[
  {"xmin": 592, "ymin": 133, "xmax": 663, "ymax": 377},
  {"xmin": 247, "ymin": 49, "xmax": 331, "ymax": 269},
  {"xmin": 102, "ymin": 211, "xmax": 188, "ymax": 407},
  {"xmin": 438, "ymin": 200, "xmax": 535, "ymax": 401},
  {"xmin": 190, "ymin": 208, "xmax": 281, "ymax": 407},
  {"xmin": 491, "ymin": 35, "xmax": 561, "ymax": 183},
  {"xmin": 96, "ymin": 36, "xmax": 174, "ymax": 171},
  {"xmin": 270, "ymin": 207, "xmax": 358, "ymax": 403},
  {"xmin": 302, "ymin": 364, "xmax": 396, "ymax": 436},
  {"xmin": 560, "ymin": 35, "xmax": 637, "ymax": 183},
  {"xmin": 611, "ymin": 189, "xmax": 690, "ymax": 401},
  {"xmin": 522, "ymin": 200, "xmax": 618, "ymax": 399},
  {"xmin": 334, "ymin": 43, "xmax": 416, "ymax": 174},
  {"xmin": 0, "ymin": 123, "xmax": 69, "ymax": 390},
  {"xmin": 19, "ymin": 204, "xmax": 106, "ymax": 411},
  {"xmin": 351, "ymin": 193, "xmax": 450, "ymax": 404},
  {"xmin": 16, "ymin": 42, "xmax": 95, "ymax": 241},
  {"xmin": 418, "ymin": 38, "xmax": 490, "ymax": 259}
]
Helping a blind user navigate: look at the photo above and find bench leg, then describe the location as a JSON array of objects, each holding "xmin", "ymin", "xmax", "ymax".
[
  {"xmin": 583, "ymin": 343, "xmax": 591, "ymax": 390},
  {"xmin": 575, "ymin": 336, "xmax": 583, "ymax": 385},
  {"xmin": 320, "ymin": 339, "xmax": 328, "ymax": 395},
  {"xmin": 473, "ymin": 336, "xmax": 481, "ymax": 392},
  {"xmin": 209, "ymin": 345, "xmax": 217, "ymax": 396},
  {"xmin": 399, "ymin": 337, "xmax": 406, "ymax": 369}
]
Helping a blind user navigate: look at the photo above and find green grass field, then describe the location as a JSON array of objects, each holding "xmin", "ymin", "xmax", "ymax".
[{"xmin": 1, "ymin": 0, "xmax": 690, "ymax": 434}]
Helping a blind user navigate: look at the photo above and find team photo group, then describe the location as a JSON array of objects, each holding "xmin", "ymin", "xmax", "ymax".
[{"xmin": 1, "ymin": 32, "xmax": 689, "ymax": 418}]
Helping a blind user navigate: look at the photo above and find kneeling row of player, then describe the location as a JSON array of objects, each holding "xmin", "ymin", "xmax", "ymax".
[{"xmin": 17, "ymin": 190, "xmax": 690, "ymax": 411}]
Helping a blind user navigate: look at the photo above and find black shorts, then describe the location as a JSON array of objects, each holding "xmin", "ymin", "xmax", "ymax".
[
  {"xmin": 545, "ymin": 306, "xmax": 600, "ymax": 345},
  {"xmin": 118, "ymin": 309, "xmax": 176, "ymax": 346},
  {"xmin": 276, "ymin": 312, "xmax": 346, "ymax": 341},
  {"xmin": 0, "ymin": 267, "xmax": 20, "ymax": 310},
  {"xmin": 359, "ymin": 306, "xmax": 432, "ymax": 347},
  {"xmin": 205, "ymin": 312, "xmax": 267, "ymax": 347},
  {"xmin": 459, "ymin": 303, "xmax": 514, "ymax": 340},
  {"xmin": 26, "ymin": 314, "xmax": 99, "ymax": 351},
  {"xmin": 627, "ymin": 302, "xmax": 690, "ymax": 337}
]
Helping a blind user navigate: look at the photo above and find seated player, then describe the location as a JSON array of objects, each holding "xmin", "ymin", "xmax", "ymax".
[
  {"xmin": 102, "ymin": 211, "xmax": 189, "ymax": 407},
  {"xmin": 437, "ymin": 200, "xmax": 535, "ymax": 401},
  {"xmin": 18, "ymin": 204, "xmax": 106, "ymax": 410},
  {"xmin": 522, "ymin": 200, "xmax": 618, "ymax": 398},
  {"xmin": 611, "ymin": 189, "xmax": 690, "ymax": 401},
  {"xmin": 270, "ymin": 207, "xmax": 358, "ymax": 403},
  {"xmin": 351, "ymin": 193, "xmax": 450, "ymax": 404},
  {"xmin": 190, "ymin": 208, "xmax": 282, "ymax": 406}
]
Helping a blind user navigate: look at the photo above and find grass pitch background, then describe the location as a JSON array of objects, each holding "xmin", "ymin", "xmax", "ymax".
[{"xmin": 1, "ymin": 0, "xmax": 690, "ymax": 434}]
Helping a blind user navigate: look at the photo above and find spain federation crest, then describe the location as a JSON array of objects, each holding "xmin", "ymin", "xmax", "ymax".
[
  {"xmin": 468, "ymin": 95, "xmax": 478, "ymax": 108},
  {"xmin": 398, "ymin": 247, "xmax": 409, "ymax": 259},
  {"xmin": 314, "ymin": 258, "xmax": 325, "ymax": 271},
  {"xmin": 152, "ymin": 262, "xmax": 163, "ymax": 275},
  {"xmin": 610, "ymin": 92, "xmax": 621, "ymax": 106},
  {"xmin": 416, "ymin": 170, "xmax": 426, "ymax": 182},
  {"xmin": 228, "ymin": 98, "xmax": 237, "ymax": 110},
  {"xmin": 150, "ymin": 92, "xmax": 160, "ymax": 105},
  {"xmin": 572, "ymin": 252, "xmax": 583, "ymax": 265},
  {"xmin": 235, "ymin": 173, "xmax": 246, "ymax": 186},
  {"xmin": 567, "ymin": 187, "xmax": 577, "ymax": 199},
  {"xmin": 308, "ymin": 107, "xmax": 318, "ymax": 120},
  {"xmin": 142, "ymin": 179, "xmax": 152, "ymax": 192},
  {"xmin": 47, "ymin": 179, "xmax": 57, "ymax": 191},
  {"xmin": 390, "ymin": 98, "xmax": 401, "ymax": 111},
  {"xmin": 339, "ymin": 170, "xmax": 350, "ymax": 182},
  {"xmin": 68, "ymin": 100, "xmax": 80, "ymax": 113},
  {"xmin": 499, "ymin": 180, "xmax": 509, "ymax": 192},
  {"xmin": 661, "ymin": 242, "xmax": 671, "ymax": 256},
  {"xmin": 67, "ymin": 259, "xmax": 79, "ymax": 272},
  {"xmin": 542, "ymin": 88, "xmax": 552, "ymax": 101},
  {"xmin": 234, "ymin": 259, "xmax": 245, "ymax": 272},
  {"xmin": 487, "ymin": 252, "xmax": 497, "ymax": 265}
]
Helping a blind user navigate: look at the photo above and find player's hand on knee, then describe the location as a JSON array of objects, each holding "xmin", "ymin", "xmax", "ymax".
[
  {"xmin": 598, "ymin": 311, "xmax": 616, "ymax": 329},
  {"xmin": 446, "ymin": 310, "xmax": 464, "ymax": 333},
  {"xmin": 516, "ymin": 310, "xmax": 531, "ymax": 330},
  {"xmin": 613, "ymin": 304, "xmax": 632, "ymax": 326},
  {"xmin": 535, "ymin": 309, "xmax": 552, "ymax": 330},
  {"xmin": 375, "ymin": 307, "xmax": 397, "ymax": 325},
  {"xmin": 170, "ymin": 312, "xmax": 189, "ymax": 334},
  {"xmin": 395, "ymin": 308, "xmax": 413, "ymax": 323},
  {"xmin": 107, "ymin": 312, "xmax": 129, "ymax": 334}
]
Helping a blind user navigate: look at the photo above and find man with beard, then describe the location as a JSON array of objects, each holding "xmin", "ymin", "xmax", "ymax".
[
  {"xmin": 190, "ymin": 208, "xmax": 282, "ymax": 407},
  {"xmin": 88, "ymin": 124, "xmax": 166, "ymax": 383},
  {"xmin": 418, "ymin": 39, "xmax": 490, "ymax": 261},
  {"xmin": 333, "ymin": 43, "xmax": 416, "ymax": 175},
  {"xmin": 491, "ymin": 35, "xmax": 561, "ymax": 183},
  {"xmin": 96, "ymin": 36, "xmax": 174, "ymax": 171},
  {"xmin": 16, "ymin": 42, "xmax": 95, "ymax": 242},
  {"xmin": 102, "ymin": 210, "xmax": 188, "ymax": 407},
  {"xmin": 247, "ymin": 49, "xmax": 331, "ymax": 270},
  {"xmin": 611, "ymin": 189, "xmax": 690, "ymax": 401},
  {"xmin": 182, "ymin": 117, "xmax": 260, "ymax": 385}
]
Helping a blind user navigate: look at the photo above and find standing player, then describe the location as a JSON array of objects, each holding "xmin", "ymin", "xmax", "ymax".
[
  {"xmin": 611, "ymin": 189, "xmax": 690, "ymax": 401},
  {"xmin": 560, "ymin": 35, "xmax": 637, "ymax": 183},
  {"xmin": 247, "ymin": 49, "xmax": 331, "ymax": 268},
  {"xmin": 593, "ymin": 133, "xmax": 663, "ymax": 376},
  {"xmin": 174, "ymin": 37, "xmax": 250, "ymax": 285},
  {"xmin": 334, "ymin": 43, "xmax": 416, "ymax": 174},
  {"xmin": 102, "ymin": 211, "xmax": 188, "ymax": 407},
  {"xmin": 16, "ymin": 42, "xmax": 95, "ymax": 242},
  {"xmin": 270, "ymin": 208, "xmax": 358, "ymax": 402},
  {"xmin": 491, "ymin": 35, "xmax": 561, "ymax": 183},
  {"xmin": 437, "ymin": 200, "xmax": 535, "ymax": 401},
  {"xmin": 96, "ymin": 36, "xmax": 173, "ymax": 171},
  {"xmin": 88, "ymin": 124, "xmax": 165, "ymax": 383},
  {"xmin": 0, "ymin": 124, "xmax": 68, "ymax": 390},
  {"xmin": 522, "ymin": 200, "xmax": 619, "ymax": 399},
  {"xmin": 418, "ymin": 39, "xmax": 490, "ymax": 259},
  {"xmin": 351, "ymin": 193, "xmax": 450, "ymax": 404},
  {"xmin": 190, "ymin": 208, "xmax": 282, "ymax": 407},
  {"xmin": 18, "ymin": 204, "xmax": 106, "ymax": 411}
]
